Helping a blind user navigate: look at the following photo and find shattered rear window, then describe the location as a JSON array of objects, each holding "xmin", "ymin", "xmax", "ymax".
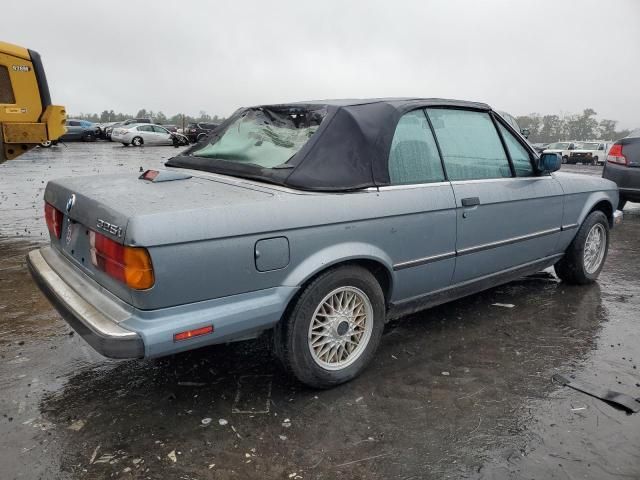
[{"xmin": 191, "ymin": 107, "xmax": 325, "ymax": 169}]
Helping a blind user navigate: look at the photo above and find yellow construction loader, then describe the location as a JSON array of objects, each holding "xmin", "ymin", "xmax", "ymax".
[{"xmin": 0, "ymin": 41, "xmax": 66, "ymax": 163}]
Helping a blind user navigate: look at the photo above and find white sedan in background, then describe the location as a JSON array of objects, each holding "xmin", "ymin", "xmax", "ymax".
[{"xmin": 111, "ymin": 124, "xmax": 188, "ymax": 147}]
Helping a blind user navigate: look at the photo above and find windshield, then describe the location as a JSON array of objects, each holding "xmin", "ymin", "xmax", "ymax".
[
  {"xmin": 547, "ymin": 142, "xmax": 570, "ymax": 149},
  {"xmin": 578, "ymin": 142, "xmax": 599, "ymax": 150},
  {"xmin": 191, "ymin": 107, "xmax": 324, "ymax": 169}
]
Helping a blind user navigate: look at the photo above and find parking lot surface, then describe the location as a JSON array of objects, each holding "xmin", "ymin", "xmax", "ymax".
[{"xmin": 1, "ymin": 143, "xmax": 639, "ymax": 479}]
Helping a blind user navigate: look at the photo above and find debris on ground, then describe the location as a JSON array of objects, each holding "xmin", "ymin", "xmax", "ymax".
[
  {"xmin": 553, "ymin": 374, "xmax": 640, "ymax": 413},
  {"xmin": 201, "ymin": 418, "xmax": 212, "ymax": 426},
  {"xmin": 89, "ymin": 445, "xmax": 101, "ymax": 464},
  {"xmin": 492, "ymin": 303, "xmax": 515, "ymax": 308},
  {"xmin": 218, "ymin": 418, "xmax": 228, "ymax": 426},
  {"xmin": 167, "ymin": 450, "xmax": 177, "ymax": 463},
  {"xmin": 67, "ymin": 419, "xmax": 85, "ymax": 431},
  {"xmin": 177, "ymin": 381, "xmax": 206, "ymax": 387},
  {"xmin": 282, "ymin": 418, "xmax": 292, "ymax": 428}
]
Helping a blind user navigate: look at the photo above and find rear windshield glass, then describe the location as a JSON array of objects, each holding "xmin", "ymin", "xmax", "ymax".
[{"xmin": 191, "ymin": 107, "xmax": 325, "ymax": 169}]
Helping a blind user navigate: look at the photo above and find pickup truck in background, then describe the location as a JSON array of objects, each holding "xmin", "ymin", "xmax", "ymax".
[
  {"xmin": 569, "ymin": 141, "xmax": 610, "ymax": 165},
  {"xmin": 544, "ymin": 142, "xmax": 579, "ymax": 164}
]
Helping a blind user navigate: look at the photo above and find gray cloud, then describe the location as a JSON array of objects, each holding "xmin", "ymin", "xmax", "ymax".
[{"xmin": 5, "ymin": 0, "xmax": 639, "ymax": 127}]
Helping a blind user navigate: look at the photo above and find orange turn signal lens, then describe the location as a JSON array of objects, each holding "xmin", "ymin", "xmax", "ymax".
[
  {"xmin": 89, "ymin": 231, "xmax": 155, "ymax": 290},
  {"xmin": 174, "ymin": 326, "xmax": 214, "ymax": 342}
]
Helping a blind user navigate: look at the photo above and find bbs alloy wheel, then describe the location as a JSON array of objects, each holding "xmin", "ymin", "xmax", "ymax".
[{"xmin": 308, "ymin": 286, "xmax": 374, "ymax": 370}]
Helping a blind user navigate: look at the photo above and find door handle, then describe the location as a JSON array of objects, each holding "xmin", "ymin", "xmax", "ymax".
[{"xmin": 461, "ymin": 197, "xmax": 480, "ymax": 207}]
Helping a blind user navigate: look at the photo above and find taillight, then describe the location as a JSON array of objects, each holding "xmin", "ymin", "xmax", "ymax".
[
  {"xmin": 44, "ymin": 202, "xmax": 63, "ymax": 239},
  {"xmin": 607, "ymin": 144, "xmax": 628, "ymax": 166},
  {"xmin": 89, "ymin": 231, "xmax": 154, "ymax": 289}
]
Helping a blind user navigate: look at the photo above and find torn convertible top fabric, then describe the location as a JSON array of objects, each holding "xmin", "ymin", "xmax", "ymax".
[{"xmin": 165, "ymin": 98, "xmax": 491, "ymax": 191}]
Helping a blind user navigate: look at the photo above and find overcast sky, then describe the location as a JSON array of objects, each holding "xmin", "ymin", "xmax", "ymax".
[{"xmin": 5, "ymin": 0, "xmax": 639, "ymax": 127}]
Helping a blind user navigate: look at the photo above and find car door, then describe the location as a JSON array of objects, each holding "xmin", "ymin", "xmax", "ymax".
[
  {"xmin": 426, "ymin": 108, "xmax": 564, "ymax": 284},
  {"xmin": 379, "ymin": 109, "xmax": 457, "ymax": 301},
  {"xmin": 152, "ymin": 125, "xmax": 172, "ymax": 145},
  {"xmin": 136, "ymin": 125, "xmax": 155, "ymax": 144},
  {"xmin": 65, "ymin": 120, "xmax": 81, "ymax": 140}
]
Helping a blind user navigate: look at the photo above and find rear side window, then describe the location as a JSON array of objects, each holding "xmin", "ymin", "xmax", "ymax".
[
  {"xmin": 138, "ymin": 125, "xmax": 153, "ymax": 132},
  {"xmin": 497, "ymin": 123, "xmax": 533, "ymax": 177},
  {"xmin": 388, "ymin": 110, "xmax": 445, "ymax": 185},
  {"xmin": 0, "ymin": 65, "xmax": 16, "ymax": 104},
  {"xmin": 427, "ymin": 109, "xmax": 511, "ymax": 181}
]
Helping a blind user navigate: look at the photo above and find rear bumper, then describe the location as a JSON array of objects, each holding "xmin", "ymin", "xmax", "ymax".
[
  {"xmin": 27, "ymin": 246, "xmax": 296, "ymax": 359},
  {"xmin": 27, "ymin": 249, "xmax": 144, "ymax": 359},
  {"xmin": 603, "ymin": 163, "xmax": 640, "ymax": 200}
]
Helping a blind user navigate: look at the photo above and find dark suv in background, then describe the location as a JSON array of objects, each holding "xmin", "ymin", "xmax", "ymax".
[
  {"xmin": 186, "ymin": 122, "xmax": 218, "ymax": 143},
  {"xmin": 603, "ymin": 129, "xmax": 640, "ymax": 209}
]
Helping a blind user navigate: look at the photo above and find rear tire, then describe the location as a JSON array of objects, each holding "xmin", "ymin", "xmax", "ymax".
[
  {"xmin": 554, "ymin": 210, "xmax": 609, "ymax": 285},
  {"xmin": 275, "ymin": 265, "xmax": 385, "ymax": 388},
  {"xmin": 131, "ymin": 136, "xmax": 143, "ymax": 146}
]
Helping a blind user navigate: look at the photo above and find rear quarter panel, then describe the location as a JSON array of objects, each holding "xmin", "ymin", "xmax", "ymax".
[{"xmin": 129, "ymin": 185, "xmax": 457, "ymax": 310}]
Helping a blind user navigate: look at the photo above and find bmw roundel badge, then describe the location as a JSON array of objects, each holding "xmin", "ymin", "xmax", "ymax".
[{"xmin": 66, "ymin": 194, "xmax": 76, "ymax": 213}]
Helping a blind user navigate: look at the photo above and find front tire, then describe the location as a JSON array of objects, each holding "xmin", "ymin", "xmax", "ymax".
[
  {"xmin": 554, "ymin": 210, "xmax": 609, "ymax": 284},
  {"xmin": 275, "ymin": 265, "xmax": 385, "ymax": 388},
  {"xmin": 131, "ymin": 136, "xmax": 144, "ymax": 146},
  {"xmin": 562, "ymin": 156, "xmax": 569, "ymax": 164}
]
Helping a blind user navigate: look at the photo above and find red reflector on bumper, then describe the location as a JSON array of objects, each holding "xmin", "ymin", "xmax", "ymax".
[{"xmin": 174, "ymin": 325, "xmax": 214, "ymax": 342}]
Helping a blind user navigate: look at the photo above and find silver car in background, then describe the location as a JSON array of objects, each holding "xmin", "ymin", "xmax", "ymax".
[{"xmin": 111, "ymin": 123, "xmax": 188, "ymax": 146}]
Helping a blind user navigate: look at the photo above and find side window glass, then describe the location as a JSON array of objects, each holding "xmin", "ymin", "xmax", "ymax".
[
  {"xmin": 427, "ymin": 109, "xmax": 511, "ymax": 181},
  {"xmin": 153, "ymin": 126, "xmax": 168, "ymax": 134},
  {"xmin": 0, "ymin": 66, "xmax": 16, "ymax": 104},
  {"xmin": 388, "ymin": 110, "xmax": 445, "ymax": 185},
  {"xmin": 497, "ymin": 123, "xmax": 533, "ymax": 177},
  {"xmin": 138, "ymin": 125, "xmax": 152, "ymax": 132}
]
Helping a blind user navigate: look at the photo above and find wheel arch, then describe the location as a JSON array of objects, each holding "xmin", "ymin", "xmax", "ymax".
[
  {"xmin": 282, "ymin": 244, "xmax": 395, "ymax": 307},
  {"xmin": 585, "ymin": 197, "xmax": 614, "ymax": 227}
]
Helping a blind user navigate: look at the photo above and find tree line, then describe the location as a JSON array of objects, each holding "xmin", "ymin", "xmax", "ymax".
[
  {"xmin": 515, "ymin": 108, "xmax": 633, "ymax": 143},
  {"xmin": 71, "ymin": 106, "xmax": 634, "ymax": 144},
  {"xmin": 72, "ymin": 109, "xmax": 226, "ymax": 128}
]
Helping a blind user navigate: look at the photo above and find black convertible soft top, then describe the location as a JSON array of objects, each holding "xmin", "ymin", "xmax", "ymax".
[{"xmin": 166, "ymin": 98, "xmax": 491, "ymax": 191}]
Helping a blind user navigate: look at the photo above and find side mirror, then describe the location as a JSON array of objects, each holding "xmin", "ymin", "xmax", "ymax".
[
  {"xmin": 536, "ymin": 152, "xmax": 561, "ymax": 173},
  {"xmin": 520, "ymin": 128, "xmax": 530, "ymax": 139}
]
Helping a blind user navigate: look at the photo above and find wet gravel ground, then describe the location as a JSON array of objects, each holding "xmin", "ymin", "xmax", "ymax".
[{"xmin": 1, "ymin": 143, "xmax": 639, "ymax": 479}]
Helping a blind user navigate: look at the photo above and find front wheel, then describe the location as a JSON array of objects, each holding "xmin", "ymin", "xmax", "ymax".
[
  {"xmin": 562, "ymin": 156, "xmax": 569, "ymax": 164},
  {"xmin": 275, "ymin": 265, "xmax": 385, "ymax": 388},
  {"xmin": 555, "ymin": 210, "xmax": 609, "ymax": 284}
]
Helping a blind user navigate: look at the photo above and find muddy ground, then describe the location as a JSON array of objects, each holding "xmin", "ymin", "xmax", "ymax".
[{"xmin": 1, "ymin": 143, "xmax": 639, "ymax": 479}]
